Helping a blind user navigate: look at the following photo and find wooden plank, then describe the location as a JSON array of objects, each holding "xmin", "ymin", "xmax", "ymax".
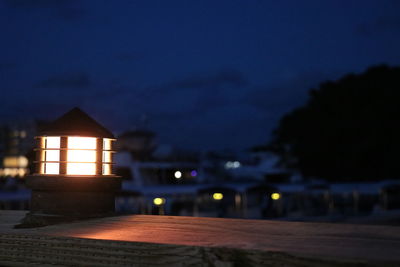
[{"xmin": 1, "ymin": 211, "xmax": 400, "ymax": 266}]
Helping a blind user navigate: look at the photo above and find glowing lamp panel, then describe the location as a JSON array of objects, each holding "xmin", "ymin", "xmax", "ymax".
[
  {"xmin": 67, "ymin": 137, "xmax": 96, "ymax": 175},
  {"xmin": 41, "ymin": 136, "xmax": 113, "ymax": 176},
  {"xmin": 102, "ymin": 138, "xmax": 113, "ymax": 175},
  {"xmin": 44, "ymin": 137, "xmax": 60, "ymax": 174}
]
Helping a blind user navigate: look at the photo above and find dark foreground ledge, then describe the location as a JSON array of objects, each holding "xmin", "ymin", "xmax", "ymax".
[{"xmin": 1, "ymin": 211, "xmax": 400, "ymax": 266}]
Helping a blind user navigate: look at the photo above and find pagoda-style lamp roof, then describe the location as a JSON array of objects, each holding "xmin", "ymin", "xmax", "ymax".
[{"xmin": 39, "ymin": 107, "xmax": 114, "ymax": 138}]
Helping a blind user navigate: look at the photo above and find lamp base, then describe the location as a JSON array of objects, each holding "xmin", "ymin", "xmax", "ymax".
[{"xmin": 19, "ymin": 175, "xmax": 122, "ymax": 228}]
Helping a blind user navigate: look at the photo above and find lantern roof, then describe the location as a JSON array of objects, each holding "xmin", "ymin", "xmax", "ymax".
[{"xmin": 39, "ymin": 107, "xmax": 114, "ymax": 138}]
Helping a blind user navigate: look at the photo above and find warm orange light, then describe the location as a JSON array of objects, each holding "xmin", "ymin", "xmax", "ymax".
[
  {"xmin": 102, "ymin": 138, "xmax": 113, "ymax": 175},
  {"xmin": 68, "ymin": 150, "xmax": 96, "ymax": 162},
  {"xmin": 3, "ymin": 156, "xmax": 29, "ymax": 168},
  {"xmin": 68, "ymin": 137, "xmax": 97, "ymax": 149},
  {"xmin": 103, "ymin": 138, "xmax": 112, "ymax": 150},
  {"xmin": 66, "ymin": 137, "xmax": 97, "ymax": 175},
  {"xmin": 40, "ymin": 136, "xmax": 113, "ymax": 176},
  {"xmin": 46, "ymin": 137, "xmax": 60, "ymax": 148},
  {"xmin": 44, "ymin": 136, "xmax": 60, "ymax": 174},
  {"xmin": 102, "ymin": 164, "xmax": 111, "ymax": 175},
  {"xmin": 67, "ymin": 163, "xmax": 96, "ymax": 175},
  {"xmin": 0, "ymin": 167, "xmax": 27, "ymax": 177}
]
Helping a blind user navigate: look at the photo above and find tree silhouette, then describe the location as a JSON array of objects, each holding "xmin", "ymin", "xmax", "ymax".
[{"xmin": 269, "ymin": 65, "xmax": 400, "ymax": 182}]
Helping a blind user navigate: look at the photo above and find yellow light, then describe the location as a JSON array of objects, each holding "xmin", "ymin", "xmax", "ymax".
[
  {"xmin": 3, "ymin": 156, "xmax": 29, "ymax": 168},
  {"xmin": 213, "ymin": 193, "xmax": 223, "ymax": 200},
  {"xmin": 153, "ymin": 197, "xmax": 165, "ymax": 206},
  {"xmin": 0, "ymin": 168, "xmax": 27, "ymax": 177},
  {"xmin": 271, "ymin": 193, "xmax": 281, "ymax": 200},
  {"xmin": 18, "ymin": 168, "xmax": 27, "ymax": 177},
  {"xmin": 174, "ymin": 171, "xmax": 182, "ymax": 179}
]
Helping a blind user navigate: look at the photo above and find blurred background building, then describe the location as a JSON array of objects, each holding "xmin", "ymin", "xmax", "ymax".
[{"xmin": 0, "ymin": 121, "xmax": 400, "ymax": 225}]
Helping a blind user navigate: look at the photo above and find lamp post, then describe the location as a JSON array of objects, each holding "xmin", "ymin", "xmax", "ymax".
[{"xmin": 21, "ymin": 108, "xmax": 121, "ymax": 227}]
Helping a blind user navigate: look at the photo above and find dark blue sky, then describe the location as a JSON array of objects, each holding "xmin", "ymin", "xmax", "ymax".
[{"xmin": 1, "ymin": 0, "xmax": 400, "ymax": 150}]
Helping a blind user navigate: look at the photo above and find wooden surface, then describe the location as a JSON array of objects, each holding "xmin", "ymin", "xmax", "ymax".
[{"xmin": 1, "ymin": 211, "xmax": 400, "ymax": 266}]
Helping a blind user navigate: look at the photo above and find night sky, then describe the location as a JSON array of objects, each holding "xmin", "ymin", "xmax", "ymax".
[{"xmin": 1, "ymin": 0, "xmax": 400, "ymax": 151}]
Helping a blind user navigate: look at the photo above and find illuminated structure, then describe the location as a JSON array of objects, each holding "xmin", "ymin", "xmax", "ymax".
[
  {"xmin": 22, "ymin": 108, "xmax": 121, "ymax": 226},
  {"xmin": 0, "ymin": 155, "xmax": 28, "ymax": 177},
  {"xmin": 0, "ymin": 124, "xmax": 33, "ymax": 178}
]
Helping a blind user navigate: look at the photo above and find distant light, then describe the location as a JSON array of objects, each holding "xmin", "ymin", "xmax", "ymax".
[
  {"xmin": 271, "ymin": 193, "xmax": 281, "ymax": 200},
  {"xmin": 3, "ymin": 156, "xmax": 29, "ymax": 168},
  {"xmin": 213, "ymin": 193, "xmax": 223, "ymax": 200},
  {"xmin": 0, "ymin": 167, "xmax": 27, "ymax": 178},
  {"xmin": 174, "ymin": 171, "xmax": 182, "ymax": 179},
  {"xmin": 153, "ymin": 197, "xmax": 166, "ymax": 206},
  {"xmin": 225, "ymin": 161, "xmax": 241, "ymax": 169},
  {"xmin": 233, "ymin": 161, "xmax": 241, "ymax": 168},
  {"xmin": 190, "ymin": 170, "xmax": 197, "ymax": 177},
  {"xmin": 225, "ymin": 162, "xmax": 233, "ymax": 169},
  {"xmin": 20, "ymin": 131, "xmax": 27, "ymax": 138}
]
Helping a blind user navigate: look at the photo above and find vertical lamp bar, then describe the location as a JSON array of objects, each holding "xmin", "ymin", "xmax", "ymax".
[
  {"xmin": 36, "ymin": 137, "xmax": 44, "ymax": 174},
  {"xmin": 59, "ymin": 136, "xmax": 68, "ymax": 175},
  {"xmin": 96, "ymin": 138, "xmax": 103, "ymax": 175}
]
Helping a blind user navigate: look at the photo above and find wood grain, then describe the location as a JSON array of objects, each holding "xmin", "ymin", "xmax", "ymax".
[{"xmin": 1, "ymin": 211, "xmax": 399, "ymax": 266}]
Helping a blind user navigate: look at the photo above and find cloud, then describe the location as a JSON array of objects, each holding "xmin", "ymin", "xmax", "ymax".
[
  {"xmin": 355, "ymin": 16, "xmax": 400, "ymax": 36},
  {"xmin": 34, "ymin": 72, "xmax": 91, "ymax": 89}
]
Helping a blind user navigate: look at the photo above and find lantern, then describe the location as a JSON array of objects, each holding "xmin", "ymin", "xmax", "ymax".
[{"xmin": 21, "ymin": 108, "xmax": 121, "ymax": 227}]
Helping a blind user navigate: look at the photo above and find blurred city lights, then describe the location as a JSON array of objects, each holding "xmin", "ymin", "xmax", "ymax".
[
  {"xmin": 271, "ymin": 193, "xmax": 281, "ymax": 200},
  {"xmin": 174, "ymin": 171, "xmax": 182, "ymax": 179},
  {"xmin": 213, "ymin": 193, "xmax": 223, "ymax": 200},
  {"xmin": 153, "ymin": 197, "xmax": 165, "ymax": 206},
  {"xmin": 225, "ymin": 161, "xmax": 241, "ymax": 169}
]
